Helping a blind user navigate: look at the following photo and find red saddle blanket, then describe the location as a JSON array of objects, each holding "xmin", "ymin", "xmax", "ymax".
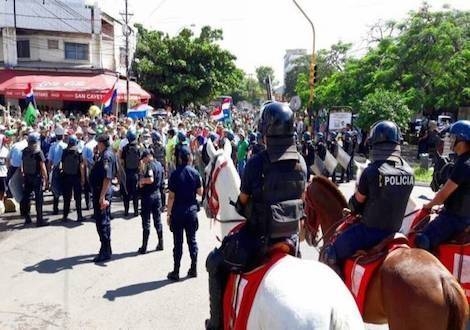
[
  {"xmin": 223, "ymin": 249, "xmax": 287, "ymax": 330},
  {"xmin": 342, "ymin": 234, "xmax": 409, "ymax": 315},
  {"xmin": 437, "ymin": 243, "xmax": 470, "ymax": 304}
]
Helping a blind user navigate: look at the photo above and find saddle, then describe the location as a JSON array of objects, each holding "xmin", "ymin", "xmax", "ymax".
[
  {"xmin": 343, "ymin": 233, "xmax": 409, "ymax": 315},
  {"xmin": 223, "ymin": 244, "xmax": 290, "ymax": 330}
]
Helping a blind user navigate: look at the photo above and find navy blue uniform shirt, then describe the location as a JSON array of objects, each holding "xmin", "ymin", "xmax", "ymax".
[{"xmin": 168, "ymin": 165, "xmax": 202, "ymax": 218}]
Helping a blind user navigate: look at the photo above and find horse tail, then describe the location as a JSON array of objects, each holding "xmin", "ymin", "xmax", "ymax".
[{"xmin": 441, "ymin": 275, "xmax": 468, "ymax": 330}]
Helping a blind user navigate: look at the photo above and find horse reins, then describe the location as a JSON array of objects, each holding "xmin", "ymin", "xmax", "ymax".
[{"xmin": 205, "ymin": 153, "xmax": 228, "ymax": 218}]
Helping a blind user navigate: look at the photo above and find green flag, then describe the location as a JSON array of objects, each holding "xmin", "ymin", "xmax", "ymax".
[{"xmin": 24, "ymin": 102, "xmax": 37, "ymax": 127}]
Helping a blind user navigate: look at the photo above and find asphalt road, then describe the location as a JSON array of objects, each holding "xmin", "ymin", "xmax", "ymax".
[{"xmin": 0, "ymin": 182, "xmax": 434, "ymax": 329}]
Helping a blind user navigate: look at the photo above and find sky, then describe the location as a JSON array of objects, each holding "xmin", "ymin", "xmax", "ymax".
[{"xmin": 96, "ymin": 0, "xmax": 470, "ymax": 82}]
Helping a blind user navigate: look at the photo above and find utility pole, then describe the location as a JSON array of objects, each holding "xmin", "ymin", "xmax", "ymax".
[{"xmin": 120, "ymin": 0, "xmax": 133, "ymax": 116}]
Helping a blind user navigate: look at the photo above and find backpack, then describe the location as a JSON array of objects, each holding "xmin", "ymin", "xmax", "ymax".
[
  {"xmin": 125, "ymin": 144, "xmax": 140, "ymax": 170},
  {"xmin": 63, "ymin": 150, "xmax": 80, "ymax": 175}
]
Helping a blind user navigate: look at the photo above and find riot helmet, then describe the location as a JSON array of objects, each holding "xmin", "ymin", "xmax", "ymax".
[
  {"xmin": 258, "ymin": 102, "xmax": 294, "ymax": 138},
  {"xmin": 449, "ymin": 120, "xmax": 470, "ymax": 142},
  {"xmin": 368, "ymin": 120, "xmax": 401, "ymax": 146}
]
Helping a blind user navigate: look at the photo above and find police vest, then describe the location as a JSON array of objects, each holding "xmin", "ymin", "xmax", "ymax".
[
  {"xmin": 23, "ymin": 147, "xmax": 41, "ymax": 176},
  {"xmin": 361, "ymin": 160, "xmax": 414, "ymax": 231},
  {"xmin": 152, "ymin": 144, "xmax": 165, "ymax": 164},
  {"xmin": 444, "ymin": 154, "xmax": 470, "ymax": 218},
  {"xmin": 250, "ymin": 151, "xmax": 306, "ymax": 240},
  {"xmin": 124, "ymin": 143, "xmax": 140, "ymax": 170},
  {"xmin": 62, "ymin": 149, "xmax": 81, "ymax": 175}
]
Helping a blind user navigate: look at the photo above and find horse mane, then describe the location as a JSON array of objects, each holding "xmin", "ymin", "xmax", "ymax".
[{"xmin": 305, "ymin": 176, "xmax": 348, "ymax": 237}]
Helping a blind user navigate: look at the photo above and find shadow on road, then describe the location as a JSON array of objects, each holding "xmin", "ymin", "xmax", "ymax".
[
  {"xmin": 103, "ymin": 279, "xmax": 173, "ymax": 301},
  {"xmin": 23, "ymin": 251, "xmax": 138, "ymax": 274}
]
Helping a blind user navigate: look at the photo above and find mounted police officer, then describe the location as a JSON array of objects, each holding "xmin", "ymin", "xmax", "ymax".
[
  {"xmin": 89, "ymin": 134, "xmax": 116, "ymax": 263},
  {"xmin": 121, "ymin": 129, "xmax": 141, "ymax": 217},
  {"xmin": 205, "ymin": 101, "xmax": 307, "ymax": 330},
  {"xmin": 322, "ymin": 120, "xmax": 414, "ymax": 273},
  {"xmin": 137, "ymin": 149, "xmax": 165, "ymax": 254},
  {"xmin": 167, "ymin": 145, "xmax": 203, "ymax": 282},
  {"xmin": 416, "ymin": 120, "xmax": 470, "ymax": 251},
  {"xmin": 21, "ymin": 132, "xmax": 48, "ymax": 226},
  {"xmin": 60, "ymin": 135, "xmax": 85, "ymax": 222}
]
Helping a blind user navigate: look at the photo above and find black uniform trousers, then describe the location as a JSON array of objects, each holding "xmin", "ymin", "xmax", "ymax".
[
  {"xmin": 62, "ymin": 174, "xmax": 82, "ymax": 219},
  {"xmin": 20, "ymin": 175, "xmax": 44, "ymax": 222},
  {"xmin": 92, "ymin": 192, "xmax": 111, "ymax": 255},
  {"xmin": 123, "ymin": 169, "xmax": 139, "ymax": 215},
  {"xmin": 170, "ymin": 210, "xmax": 198, "ymax": 270},
  {"xmin": 141, "ymin": 193, "xmax": 162, "ymax": 232},
  {"xmin": 6, "ymin": 166, "xmax": 18, "ymax": 198}
]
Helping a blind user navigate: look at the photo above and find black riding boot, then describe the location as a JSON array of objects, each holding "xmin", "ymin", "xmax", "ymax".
[
  {"xmin": 76, "ymin": 200, "xmax": 83, "ymax": 221},
  {"xmin": 138, "ymin": 230, "xmax": 150, "ymax": 254},
  {"xmin": 133, "ymin": 197, "xmax": 139, "ymax": 217},
  {"xmin": 156, "ymin": 230, "xmax": 163, "ymax": 251},
  {"xmin": 188, "ymin": 259, "xmax": 197, "ymax": 278},
  {"xmin": 205, "ymin": 249, "xmax": 226, "ymax": 330}
]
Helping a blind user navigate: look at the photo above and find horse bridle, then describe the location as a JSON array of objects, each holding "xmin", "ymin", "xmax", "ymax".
[{"xmin": 204, "ymin": 153, "xmax": 228, "ymax": 219}]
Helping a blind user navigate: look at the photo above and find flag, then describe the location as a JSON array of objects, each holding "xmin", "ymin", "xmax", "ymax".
[
  {"xmin": 210, "ymin": 106, "xmax": 224, "ymax": 121},
  {"xmin": 221, "ymin": 98, "xmax": 231, "ymax": 122},
  {"xmin": 23, "ymin": 102, "xmax": 37, "ymax": 126},
  {"xmin": 102, "ymin": 83, "xmax": 118, "ymax": 115},
  {"xmin": 25, "ymin": 83, "xmax": 35, "ymax": 106}
]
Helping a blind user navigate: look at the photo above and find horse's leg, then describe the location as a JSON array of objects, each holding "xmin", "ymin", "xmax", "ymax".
[{"xmin": 380, "ymin": 248, "xmax": 468, "ymax": 330}]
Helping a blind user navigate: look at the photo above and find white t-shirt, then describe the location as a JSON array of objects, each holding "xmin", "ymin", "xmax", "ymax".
[{"xmin": 0, "ymin": 146, "xmax": 9, "ymax": 178}]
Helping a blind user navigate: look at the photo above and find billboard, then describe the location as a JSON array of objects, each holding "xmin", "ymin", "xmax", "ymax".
[{"xmin": 328, "ymin": 111, "xmax": 352, "ymax": 131}]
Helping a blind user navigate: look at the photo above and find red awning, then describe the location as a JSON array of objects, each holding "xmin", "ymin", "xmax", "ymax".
[{"xmin": 0, "ymin": 70, "xmax": 150, "ymax": 103}]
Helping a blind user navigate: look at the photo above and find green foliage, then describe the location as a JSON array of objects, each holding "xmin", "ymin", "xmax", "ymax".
[
  {"xmin": 294, "ymin": 5, "xmax": 470, "ymax": 124},
  {"xmin": 228, "ymin": 73, "xmax": 263, "ymax": 105},
  {"xmin": 413, "ymin": 166, "xmax": 433, "ymax": 183},
  {"xmin": 357, "ymin": 89, "xmax": 411, "ymax": 131},
  {"xmin": 133, "ymin": 25, "xmax": 242, "ymax": 109},
  {"xmin": 255, "ymin": 66, "xmax": 276, "ymax": 87}
]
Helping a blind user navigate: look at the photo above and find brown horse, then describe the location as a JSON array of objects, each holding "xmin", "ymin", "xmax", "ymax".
[{"xmin": 303, "ymin": 176, "xmax": 469, "ymax": 330}]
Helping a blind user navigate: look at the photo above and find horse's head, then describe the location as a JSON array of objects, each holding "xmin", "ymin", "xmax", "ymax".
[
  {"xmin": 303, "ymin": 176, "xmax": 348, "ymax": 245},
  {"xmin": 204, "ymin": 139, "xmax": 245, "ymax": 241}
]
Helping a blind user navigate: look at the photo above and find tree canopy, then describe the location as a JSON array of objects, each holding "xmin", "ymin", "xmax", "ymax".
[
  {"xmin": 133, "ymin": 25, "xmax": 242, "ymax": 110},
  {"xmin": 295, "ymin": 5, "xmax": 470, "ymax": 129}
]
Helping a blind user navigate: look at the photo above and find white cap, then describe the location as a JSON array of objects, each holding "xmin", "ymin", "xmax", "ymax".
[{"xmin": 55, "ymin": 125, "xmax": 65, "ymax": 135}]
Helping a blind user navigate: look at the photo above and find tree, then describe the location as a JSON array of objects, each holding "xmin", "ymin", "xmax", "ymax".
[
  {"xmin": 357, "ymin": 89, "xmax": 411, "ymax": 131},
  {"xmin": 284, "ymin": 55, "xmax": 309, "ymax": 98},
  {"xmin": 255, "ymin": 66, "xmax": 275, "ymax": 86},
  {"xmin": 133, "ymin": 25, "xmax": 242, "ymax": 110}
]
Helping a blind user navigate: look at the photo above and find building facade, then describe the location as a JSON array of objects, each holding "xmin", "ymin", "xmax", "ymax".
[{"xmin": 283, "ymin": 48, "xmax": 307, "ymax": 76}]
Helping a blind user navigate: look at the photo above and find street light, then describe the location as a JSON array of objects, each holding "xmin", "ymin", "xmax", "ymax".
[{"xmin": 292, "ymin": 0, "xmax": 317, "ymax": 129}]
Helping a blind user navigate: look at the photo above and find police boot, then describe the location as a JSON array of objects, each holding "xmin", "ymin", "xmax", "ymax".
[
  {"xmin": 93, "ymin": 243, "xmax": 105, "ymax": 263},
  {"xmin": 133, "ymin": 197, "xmax": 139, "ymax": 217},
  {"xmin": 156, "ymin": 230, "xmax": 164, "ymax": 251},
  {"xmin": 53, "ymin": 197, "xmax": 59, "ymax": 215},
  {"xmin": 104, "ymin": 240, "xmax": 112, "ymax": 260},
  {"xmin": 167, "ymin": 267, "xmax": 180, "ymax": 282},
  {"xmin": 94, "ymin": 240, "xmax": 112, "ymax": 263},
  {"xmin": 24, "ymin": 215, "xmax": 32, "ymax": 225},
  {"xmin": 123, "ymin": 200, "xmax": 129, "ymax": 217},
  {"xmin": 205, "ymin": 249, "xmax": 225, "ymax": 330},
  {"xmin": 188, "ymin": 259, "xmax": 197, "ymax": 278},
  {"xmin": 138, "ymin": 230, "xmax": 150, "ymax": 254},
  {"xmin": 76, "ymin": 201, "xmax": 84, "ymax": 222}
]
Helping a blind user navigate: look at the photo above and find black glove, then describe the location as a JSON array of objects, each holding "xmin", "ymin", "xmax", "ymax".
[
  {"xmin": 348, "ymin": 194, "xmax": 365, "ymax": 215},
  {"xmin": 235, "ymin": 197, "xmax": 252, "ymax": 219}
]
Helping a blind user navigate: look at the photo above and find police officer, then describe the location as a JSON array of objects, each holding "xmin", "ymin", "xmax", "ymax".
[
  {"xmin": 21, "ymin": 132, "xmax": 48, "ymax": 226},
  {"xmin": 150, "ymin": 131, "xmax": 166, "ymax": 211},
  {"xmin": 301, "ymin": 131, "xmax": 315, "ymax": 180},
  {"xmin": 6, "ymin": 129, "xmax": 28, "ymax": 198},
  {"xmin": 82, "ymin": 128, "xmax": 97, "ymax": 210},
  {"xmin": 167, "ymin": 145, "xmax": 203, "ymax": 281},
  {"xmin": 205, "ymin": 102, "xmax": 307, "ymax": 329},
  {"xmin": 48, "ymin": 126, "xmax": 67, "ymax": 215},
  {"xmin": 121, "ymin": 130, "xmax": 141, "ymax": 217},
  {"xmin": 60, "ymin": 135, "xmax": 85, "ymax": 222},
  {"xmin": 89, "ymin": 134, "xmax": 116, "ymax": 263},
  {"xmin": 416, "ymin": 120, "xmax": 470, "ymax": 251},
  {"xmin": 138, "ymin": 149, "xmax": 165, "ymax": 254},
  {"xmin": 322, "ymin": 121, "xmax": 414, "ymax": 273}
]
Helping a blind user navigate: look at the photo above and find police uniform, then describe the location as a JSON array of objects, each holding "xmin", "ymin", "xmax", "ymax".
[
  {"xmin": 82, "ymin": 129, "xmax": 97, "ymax": 210},
  {"xmin": 205, "ymin": 102, "xmax": 306, "ymax": 330},
  {"xmin": 121, "ymin": 137, "xmax": 141, "ymax": 217},
  {"xmin": 138, "ymin": 149, "xmax": 165, "ymax": 254},
  {"xmin": 61, "ymin": 139, "xmax": 84, "ymax": 222},
  {"xmin": 416, "ymin": 120, "xmax": 470, "ymax": 250},
  {"xmin": 323, "ymin": 121, "xmax": 414, "ymax": 270},
  {"xmin": 151, "ymin": 133, "xmax": 167, "ymax": 211},
  {"xmin": 6, "ymin": 134, "xmax": 28, "ymax": 198},
  {"xmin": 21, "ymin": 134, "xmax": 48, "ymax": 226},
  {"xmin": 167, "ymin": 146, "xmax": 202, "ymax": 281},
  {"xmin": 89, "ymin": 135, "xmax": 116, "ymax": 262},
  {"xmin": 48, "ymin": 132, "xmax": 67, "ymax": 215}
]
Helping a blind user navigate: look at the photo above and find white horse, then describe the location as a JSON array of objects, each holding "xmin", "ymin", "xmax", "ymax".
[{"xmin": 204, "ymin": 139, "xmax": 364, "ymax": 330}]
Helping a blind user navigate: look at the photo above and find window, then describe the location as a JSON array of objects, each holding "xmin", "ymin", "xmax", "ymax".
[
  {"xmin": 17, "ymin": 40, "xmax": 30, "ymax": 58},
  {"xmin": 64, "ymin": 42, "xmax": 89, "ymax": 60},
  {"xmin": 48, "ymin": 39, "xmax": 59, "ymax": 49}
]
